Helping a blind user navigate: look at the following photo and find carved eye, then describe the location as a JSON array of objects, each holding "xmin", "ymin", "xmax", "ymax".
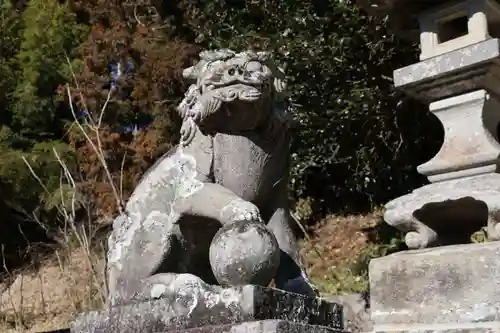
[
  {"xmin": 245, "ymin": 61, "xmax": 262, "ymax": 72},
  {"xmin": 207, "ymin": 60, "xmax": 222, "ymax": 70}
]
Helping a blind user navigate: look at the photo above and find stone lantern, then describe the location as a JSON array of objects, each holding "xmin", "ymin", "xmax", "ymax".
[
  {"xmin": 357, "ymin": 2, "xmax": 500, "ymax": 333},
  {"xmin": 360, "ymin": 0, "xmax": 500, "ymax": 250}
]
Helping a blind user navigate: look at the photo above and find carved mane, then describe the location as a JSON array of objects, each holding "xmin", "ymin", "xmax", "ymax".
[{"xmin": 176, "ymin": 49, "xmax": 292, "ymax": 141}]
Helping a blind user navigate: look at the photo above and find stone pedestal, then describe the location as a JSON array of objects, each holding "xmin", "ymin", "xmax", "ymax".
[
  {"xmin": 355, "ymin": 2, "xmax": 500, "ymax": 333},
  {"xmin": 71, "ymin": 285, "xmax": 344, "ymax": 333},
  {"xmin": 393, "ymin": 37, "xmax": 500, "ymax": 181},
  {"xmin": 383, "ymin": 38, "xmax": 500, "ymax": 249},
  {"xmin": 360, "ymin": 1, "xmax": 500, "ymax": 249},
  {"xmin": 392, "ymin": 38, "xmax": 500, "ymax": 105},
  {"xmin": 369, "ymin": 242, "xmax": 500, "ymax": 333}
]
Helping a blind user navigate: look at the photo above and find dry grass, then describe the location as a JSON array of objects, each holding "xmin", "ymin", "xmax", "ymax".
[
  {"xmin": 0, "ymin": 61, "xmax": 113, "ymax": 332},
  {"xmin": 300, "ymin": 210, "xmax": 386, "ymax": 295},
  {"xmin": 0, "ymin": 240, "xmax": 106, "ymax": 332}
]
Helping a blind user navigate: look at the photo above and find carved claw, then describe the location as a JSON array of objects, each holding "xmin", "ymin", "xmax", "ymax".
[
  {"xmin": 233, "ymin": 203, "xmax": 262, "ymax": 223},
  {"xmin": 385, "ymin": 209, "xmax": 438, "ymax": 250},
  {"xmin": 403, "ymin": 219, "xmax": 439, "ymax": 249},
  {"xmin": 142, "ymin": 273, "xmax": 221, "ymax": 306},
  {"xmin": 180, "ymin": 117, "xmax": 197, "ymax": 147},
  {"xmin": 405, "ymin": 231, "xmax": 428, "ymax": 249},
  {"xmin": 220, "ymin": 199, "xmax": 263, "ymax": 225}
]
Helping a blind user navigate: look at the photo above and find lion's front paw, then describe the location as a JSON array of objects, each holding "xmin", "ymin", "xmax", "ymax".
[
  {"xmin": 220, "ymin": 199, "xmax": 263, "ymax": 225},
  {"xmin": 180, "ymin": 117, "xmax": 197, "ymax": 146}
]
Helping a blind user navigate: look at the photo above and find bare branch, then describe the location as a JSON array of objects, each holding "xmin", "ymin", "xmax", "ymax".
[
  {"xmin": 66, "ymin": 85, "xmax": 124, "ymax": 215},
  {"xmin": 120, "ymin": 151, "xmax": 127, "ymax": 201},
  {"xmin": 133, "ymin": 4, "xmax": 146, "ymax": 27}
]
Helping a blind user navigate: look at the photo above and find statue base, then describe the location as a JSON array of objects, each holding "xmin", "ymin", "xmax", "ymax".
[
  {"xmin": 370, "ymin": 242, "xmax": 500, "ymax": 333},
  {"xmin": 71, "ymin": 285, "xmax": 344, "ymax": 333},
  {"xmin": 115, "ymin": 319, "xmax": 338, "ymax": 333}
]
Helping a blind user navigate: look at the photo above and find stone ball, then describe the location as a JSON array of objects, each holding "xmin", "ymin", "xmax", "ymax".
[{"xmin": 209, "ymin": 220, "xmax": 280, "ymax": 287}]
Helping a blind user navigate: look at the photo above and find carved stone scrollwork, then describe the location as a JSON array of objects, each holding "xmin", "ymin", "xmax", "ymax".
[{"xmin": 384, "ymin": 174, "xmax": 500, "ymax": 249}]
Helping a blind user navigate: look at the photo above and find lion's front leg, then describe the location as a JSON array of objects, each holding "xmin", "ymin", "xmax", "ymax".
[
  {"xmin": 267, "ymin": 206, "xmax": 318, "ymax": 297},
  {"xmin": 262, "ymin": 181, "xmax": 318, "ymax": 297},
  {"xmin": 173, "ymin": 182, "xmax": 262, "ymax": 226}
]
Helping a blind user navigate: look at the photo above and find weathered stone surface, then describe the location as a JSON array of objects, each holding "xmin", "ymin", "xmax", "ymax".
[
  {"xmin": 209, "ymin": 220, "xmax": 280, "ymax": 287},
  {"xmin": 323, "ymin": 293, "xmax": 371, "ymax": 333},
  {"xmin": 374, "ymin": 324, "xmax": 500, "ymax": 333},
  {"xmin": 106, "ymin": 49, "xmax": 317, "ymax": 306},
  {"xmin": 71, "ymin": 285, "xmax": 343, "ymax": 333},
  {"xmin": 167, "ymin": 319, "xmax": 342, "ymax": 333},
  {"xmin": 369, "ymin": 242, "xmax": 500, "ymax": 330},
  {"xmin": 392, "ymin": 38, "xmax": 500, "ymax": 103},
  {"xmin": 382, "ymin": 90, "xmax": 500, "ymax": 250},
  {"xmin": 417, "ymin": 0, "xmax": 500, "ymax": 61},
  {"xmin": 384, "ymin": 173, "xmax": 500, "ymax": 249},
  {"xmin": 416, "ymin": 90, "xmax": 500, "ymax": 182}
]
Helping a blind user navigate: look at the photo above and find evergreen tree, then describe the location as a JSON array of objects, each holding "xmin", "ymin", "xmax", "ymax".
[
  {"xmin": 10, "ymin": 0, "xmax": 88, "ymax": 142},
  {"xmin": 0, "ymin": 1, "xmax": 21, "ymax": 125},
  {"xmin": 0, "ymin": 0, "xmax": 89, "ymax": 272},
  {"xmin": 0, "ymin": 0, "xmax": 89, "ymax": 212}
]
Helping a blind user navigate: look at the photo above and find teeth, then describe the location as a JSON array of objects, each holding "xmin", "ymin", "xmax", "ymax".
[{"xmin": 240, "ymin": 87, "xmax": 261, "ymax": 100}]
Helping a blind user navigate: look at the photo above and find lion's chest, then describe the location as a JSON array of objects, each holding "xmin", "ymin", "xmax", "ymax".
[{"xmin": 212, "ymin": 133, "xmax": 285, "ymax": 204}]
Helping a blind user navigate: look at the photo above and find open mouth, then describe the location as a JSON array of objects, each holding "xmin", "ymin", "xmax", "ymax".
[
  {"xmin": 187, "ymin": 83, "xmax": 264, "ymax": 130},
  {"xmin": 201, "ymin": 83, "xmax": 262, "ymax": 101},
  {"xmin": 213, "ymin": 83, "xmax": 261, "ymax": 102},
  {"xmin": 184, "ymin": 71, "xmax": 270, "ymax": 130}
]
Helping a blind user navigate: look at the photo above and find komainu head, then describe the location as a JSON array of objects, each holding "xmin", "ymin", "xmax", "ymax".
[{"xmin": 177, "ymin": 49, "xmax": 290, "ymax": 134}]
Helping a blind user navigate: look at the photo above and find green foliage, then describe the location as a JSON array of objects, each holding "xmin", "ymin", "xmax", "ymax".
[
  {"xmin": 0, "ymin": 1, "xmax": 90, "ymax": 273},
  {"xmin": 10, "ymin": 0, "xmax": 89, "ymax": 140},
  {"xmin": 0, "ymin": 0, "xmax": 88, "ymax": 215},
  {"xmin": 175, "ymin": 0, "xmax": 444, "ymax": 214},
  {"xmin": 0, "ymin": 141, "xmax": 77, "ymax": 210},
  {"xmin": 0, "ymin": 1, "xmax": 22, "ymax": 123}
]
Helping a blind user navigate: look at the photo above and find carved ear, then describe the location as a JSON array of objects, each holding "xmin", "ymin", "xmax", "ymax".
[
  {"xmin": 275, "ymin": 66, "xmax": 286, "ymax": 80},
  {"xmin": 274, "ymin": 77, "xmax": 287, "ymax": 95},
  {"xmin": 256, "ymin": 51, "xmax": 270, "ymax": 62},
  {"xmin": 183, "ymin": 66, "xmax": 197, "ymax": 80},
  {"xmin": 272, "ymin": 65, "xmax": 288, "ymax": 99},
  {"xmin": 200, "ymin": 49, "xmax": 235, "ymax": 62},
  {"xmin": 264, "ymin": 62, "xmax": 286, "ymax": 96},
  {"xmin": 199, "ymin": 50, "xmax": 211, "ymax": 60}
]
